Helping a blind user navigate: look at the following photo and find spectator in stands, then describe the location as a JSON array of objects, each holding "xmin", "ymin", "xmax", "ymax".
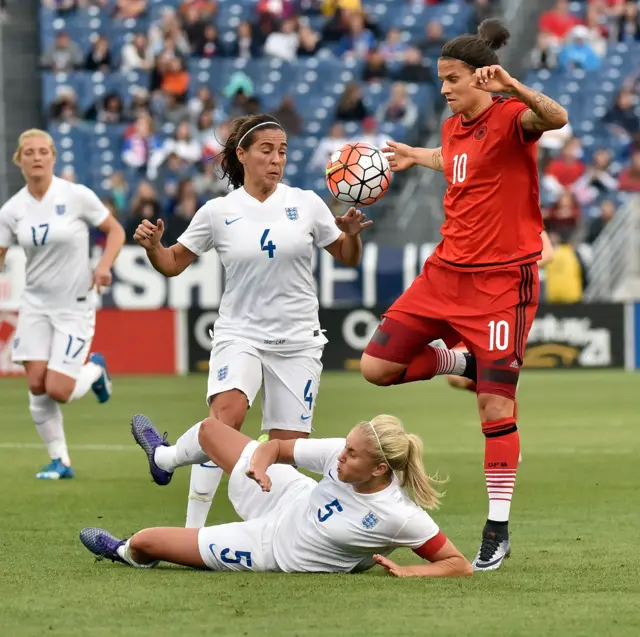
[
  {"xmin": 544, "ymin": 191, "xmax": 581, "ymax": 234},
  {"xmin": 335, "ymin": 81, "xmax": 368, "ymax": 122},
  {"xmin": 363, "ymin": 48, "xmax": 389, "ymax": 83},
  {"xmin": 573, "ymin": 148, "xmax": 618, "ymax": 205},
  {"xmin": 121, "ymin": 32, "xmax": 154, "ymax": 72},
  {"xmin": 418, "ymin": 20, "xmax": 446, "ymax": 57},
  {"xmin": 585, "ymin": 199, "xmax": 616, "ymax": 244},
  {"xmin": 161, "ymin": 57, "xmax": 190, "ymax": 101},
  {"xmin": 153, "ymin": 121, "xmax": 202, "ymax": 171},
  {"xmin": 379, "ymin": 28, "xmax": 407, "ymax": 65},
  {"xmin": 179, "ymin": 0, "xmax": 217, "ymax": 22},
  {"xmin": 376, "ymin": 82, "xmax": 417, "ymax": 129},
  {"xmin": 125, "ymin": 182, "xmax": 163, "ymax": 244},
  {"xmin": 618, "ymin": 150, "xmax": 640, "ymax": 192},
  {"xmin": 544, "ymin": 137, "xmax": 585, "ymax": 197},
  {"xmin": 467, "ymin": 0, "xmax": 492, "ymax": 33},
  {"xmin": 613, "ymin": 0, "xmax": 640, "ymax": 43},
  {"xmin": 201, "ymin": 118, "xmax": 230, "ymax": 162},
  {"xmin": 193, "ymin": 24, "xmax": 222, "ymax": 58},
  {"xmin": 193, "ymin": 158, "xmax": 228, "ymax": 199},
  {"xmin": 310, "ymin": 121, "xmax": 348, "ymax": 168},
  {"xmin": 360, "ymin": 115, "xmax": 389, "ymax": 149},
  {"xmin": 297, "ymin": 23, "xmax": 321, "ymax": 56},
  {"xmin": 109, "ymin": 171, "xmax": 130, "ymax": 215},
  {"xmin": 584, "ymin": 3, "xmax": 609, "ymax": 56},
  {"xmin": 229, "ymin": 21, "xmax": 262, "ymax": 58},
  {"xmin": 122, "ymin": 113, "xmax": 163, "ymax": 177},
  {"xmin": 538, "ymin": 0, "xmax": 581, "ymax": 44},
  {"xmin": 156, "ymin": 152, "xmax": 193, "ymax": 207},
  {"xmin": 271, "ymin": 95, "xmax": 302, "ymax": 135},
  {"xmin": 149, "ymin": 8, "xmax": 190, "ymax": 57},
  {"xmin": 49, "ymin": 86, "xmax": 80, "ymax": 124},
  {"xmin": 603, "ymin": 88, "xmax": 640, "ymax": 139},
  {"xmin": 165, "ymin": 179, "xmax": 201, "ymax": 244},
  {"xmin": 529, "ymin": 31, "xmax": 559, "ymax": 70},
  {"xmin": 394, "ymin": 47, "xmax": 432, "ymax": 84},
  {"xmin": 129, "ymin": 87, "xmax": 152, "ymax": 120},
  {"xmin": 338, "ymin": 11, "xmax": 375, "ymax": 59},
  {"xmin": 544, "ymin": 230, "xmax": 587, "ymax": 304},
  {"xmin": 84, "ymin": 35, "xmax": 113, "ymax": 72},
  {"xmin": 190, "ymin": 87, "xmax": 225, "ymax": 124},
  {"xmin": 114, "ymin": 0, "xmax": 148, "ymax": 20},
  {"xmin": 257, "ymin": 0, "xmax": 297, "ymax": 23},
  {"xmin": 41, "ymin": 30, "xmax": 83, "ymax": 71},
  {"xmin": 558, "ymin": 26, "xmax": 601, "ymax": 72},
  {"xmin": 181, "ymin": 2, "xmax": 207, "ymax": 49},
  {"xmin": 264, "ymin": 18, "xmax": 300, "ymax": 61},
  {"xmin": 85, "ymin": 92, "xmax": 125, "ymax": 124}
]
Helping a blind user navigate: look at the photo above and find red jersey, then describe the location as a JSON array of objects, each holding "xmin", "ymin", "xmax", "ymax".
[{"xmin": 432, "ymin": 96, "xmax": 543, "ymax": 272}]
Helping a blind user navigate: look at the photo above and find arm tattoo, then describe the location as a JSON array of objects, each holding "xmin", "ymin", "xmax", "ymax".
[
  {"xmin": 431, "ymin": 147, "xmax": 444, "ymax": 172},
  {"xmin": 517, "ymin": 87, "xmax": 567, "ymax": 132}
]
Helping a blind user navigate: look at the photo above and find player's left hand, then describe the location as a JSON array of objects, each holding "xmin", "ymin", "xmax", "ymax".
[
  {"xmin": 470, "ymin": 65, "xmax": 517, "ymax": 94},
  {"xmin": 91, "ymin": 264, "xmax": 112, "ymax": 294},
  {"xmin": 373, "ymin": 554, "xmax": 412, "ymax": 577},
  {"xmin": 335, "ymin": 207, "xmax": 373, "ymax": 236}
]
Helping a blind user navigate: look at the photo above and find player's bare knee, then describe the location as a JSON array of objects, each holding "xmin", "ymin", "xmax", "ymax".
[
  {"xmin": 45, "ymin": 382, "xmax": 73, "ymax": 404},
  {"xmin": 360, "ymin": 354, "xmax": 395, "ymax": 385},
  {"xmin": 28, "ymin": 379, "xmax": 47, "ymax": 395},
  {"xmin": 198, "ymin": 417, "xmax": 224, "ymax": 448},
  {"xmin": 209, "ymin": 390, "xmax": 247, "ymax": 429},
  {"xmin": 129, "ymin": 530, "xmax": 155, "ymax": 557},
  {"xmin": 477, "ymin": 393, "xmax": 514, "ymax": 422}
]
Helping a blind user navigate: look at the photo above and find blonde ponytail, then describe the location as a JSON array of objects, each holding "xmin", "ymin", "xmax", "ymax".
[{"xmin": 358, "ymin": 415, "xmax": 445, "ymax": 510}]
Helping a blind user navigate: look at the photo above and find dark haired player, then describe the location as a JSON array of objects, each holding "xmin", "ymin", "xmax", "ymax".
[{"xmin": 360, "ymin": 20, "xmax": 569, "ymax": 571}]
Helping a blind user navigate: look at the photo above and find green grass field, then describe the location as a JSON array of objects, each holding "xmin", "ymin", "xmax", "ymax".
[{"xmin": 1, "ymin": 371, "xmax": 639, "ymax": 637}]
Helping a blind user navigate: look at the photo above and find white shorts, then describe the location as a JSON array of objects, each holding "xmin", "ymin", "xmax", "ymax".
[
  {"xmin": 197, "ymin": 440, "xmax": 315, "ymax": 572},
  {"xmin": 206, "ymin": 340, "xmax": 324, "ymax": 433},
  {"xmin": 12, "ymin": 308, "xmax": 95, "ymax": 379}
]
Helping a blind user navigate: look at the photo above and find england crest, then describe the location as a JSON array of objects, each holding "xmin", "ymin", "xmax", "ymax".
[
  {"xmin": 217, "ymin": 365, "xmax": 228, "ymax": 381},
  {"xmin": 55, "ymin": 204, "xmax": 66, "ymax": 216},
  {"xmin": 362, "ymin": 511, "xmax": 379, "ymax": 530},
  {"xmin": 285, "ymin": 207, "xmax": 298, "ymax": 221}
]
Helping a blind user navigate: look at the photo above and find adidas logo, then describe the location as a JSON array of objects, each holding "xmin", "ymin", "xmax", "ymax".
[{"xmin": 509, "ymin": 360, "xmax": 519, "ymax": 369}]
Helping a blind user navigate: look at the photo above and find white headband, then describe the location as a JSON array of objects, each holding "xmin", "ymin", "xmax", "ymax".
[
  {"xmin": 237, "ymin": 121, "xmax": 283, "ymax": 149},
  {"xmin": 368, "ymin": 421, "xmax": 397, "ymax": 479}
]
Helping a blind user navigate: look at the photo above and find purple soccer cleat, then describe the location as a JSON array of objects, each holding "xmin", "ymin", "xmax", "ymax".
[
  {"xmin": 131, "ymin": 414, "xmax": 174, "ymax": 486},
  {"xmin": 80, "ymin": 527, "xmax": 126, "ymax": 564}
]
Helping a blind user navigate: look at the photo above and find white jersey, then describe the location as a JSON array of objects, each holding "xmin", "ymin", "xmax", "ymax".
[
  {"xmin": 0, "ymin": 176, "xmax": 109, "ymax": 311},
  {"xmin": 273, "ymin": 439, "xmax": 441, "ymax": 573},
  {"xmin": 178, "ymin": 183, "xmax": 342, "ymax": 352}
]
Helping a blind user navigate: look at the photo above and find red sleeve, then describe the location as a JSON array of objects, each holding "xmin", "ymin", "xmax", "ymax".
[
  {"xmin": 498, "ymin": 97, "xmax": 543, "ymax": 146},
  {"xmin": 412, "ymin": 531, "xmax": 447, "ymax": 562}
]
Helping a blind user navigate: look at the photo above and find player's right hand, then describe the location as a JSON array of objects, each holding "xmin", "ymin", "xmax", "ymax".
[
  {"xmin": 380, "ymin": 141, "xmax": 415, "ymax": 172},
  {"xmin": 246, "ymin": 465, "xmax": 272, "ymax": 492},
  {"xmin": 133, "ymin": 218, "xmax": 164, "ymax": 250}
]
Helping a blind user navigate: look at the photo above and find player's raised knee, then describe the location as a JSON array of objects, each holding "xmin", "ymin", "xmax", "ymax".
[
  {"xmin": 45, "ymin": 383, "xmax": 73, "ymax": 404},
  {"xmin": 359, "ymin": 354, "xmax": 397, "ymax": 386}
]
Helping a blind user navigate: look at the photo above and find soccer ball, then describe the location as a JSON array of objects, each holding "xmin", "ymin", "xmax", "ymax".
[{"xmin": 325, "ymin": 142, "xmax": 391, "ymax": 206}]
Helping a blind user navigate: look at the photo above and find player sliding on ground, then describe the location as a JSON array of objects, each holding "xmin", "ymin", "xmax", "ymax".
[
  {"xmin": 133, "ymin": 113, "xmax": 374, "ymax": 529},
  {"xmin": 360, "ymin": 20, "xmax": 569, "ymax": 571},
  {"xmin": 79, "ymin": 414, "xmax": 472, "ymax": 577},
  {"xmin": 0, "ymin": 129, "xmax": 125, "ymax": 479}
]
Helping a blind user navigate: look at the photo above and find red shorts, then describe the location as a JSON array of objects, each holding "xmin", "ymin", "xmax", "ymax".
[{"xmin": 366, "ymin": 260, "xmax": 539, "ymax": 399}]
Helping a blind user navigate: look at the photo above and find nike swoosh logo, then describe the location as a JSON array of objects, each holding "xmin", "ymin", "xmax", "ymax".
[
  {"xmin": 301, "ymin": 415, "xmax": 311, "ymax": 421},
  {"xmin": 225, "ymin": 217, "xmax": 242, "ymax": 225},
  {"xmin": 199, "ymin": 463, "xmax": 220, "ymax": 469},
  {"xmin": 328, "ymin": 470, "xmax": 337, "ymax": 482}
]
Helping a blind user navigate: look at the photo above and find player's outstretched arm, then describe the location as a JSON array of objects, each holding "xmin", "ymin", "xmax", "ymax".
[
  {"xmin": 134, "ymin": 219, "xmax": 197, "ymax": 277},
  {"xmin": 381, "ymin": 142, "xmax": 444, "ymax": 173},
  {"xmin": 374, "ymin": 538, "xmax": 473, "ymax": 578}
]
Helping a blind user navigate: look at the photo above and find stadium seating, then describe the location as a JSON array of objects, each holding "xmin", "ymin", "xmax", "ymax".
[{"xmin": 39, "ymin": 0, "xmax": 473, "ymax": 209}]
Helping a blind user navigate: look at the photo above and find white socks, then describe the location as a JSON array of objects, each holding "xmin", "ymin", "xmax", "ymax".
[
  {"xmin": 186, "ymin": 462, "xmax": 224, "ymax": 528},
  {"xmin": 432, "ymin": 347, "xmax": 467, "ymax": 376},
  {"xmin": 29, "ymin": 392, "xmax": 70, "ymax": 465},
  {"xmin": 154, "ymin": 422, "xmax": 209, "ymax": 472},
  {"xmin": 68, "ymin": 362, "xmax": 103, "ymax": 402},
  {"xmin": 117, "ymin": 539, "xmax": 158, "ymax": 568}
]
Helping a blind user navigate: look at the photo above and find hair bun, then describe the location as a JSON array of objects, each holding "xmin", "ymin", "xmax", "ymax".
[{"xmin": 478, "ymin": 19, "xmax": 510, "ymax": 51}]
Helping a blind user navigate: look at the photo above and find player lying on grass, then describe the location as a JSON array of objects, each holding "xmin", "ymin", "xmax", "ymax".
[{"xmin": 80, "ymin": 414, "xmax": 472, "ymax": 577}]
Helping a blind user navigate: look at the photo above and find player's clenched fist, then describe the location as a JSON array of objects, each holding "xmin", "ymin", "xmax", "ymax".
[
  {"xmin": 134, "ymin": 218, "xmax": 165, "ymax": 250},
  {"xmin": 470, "ymin": 65, "xmax": 516, "ymax": 94}
]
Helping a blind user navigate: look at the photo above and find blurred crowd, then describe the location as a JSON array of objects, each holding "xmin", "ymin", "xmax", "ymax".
[
  {"xmin": 40, "ymin": 0, "xmax": 494, "ymax": 245},
  {"xmin": 532, "ymin": 0, "xmax": 640, "ymax": 256}
]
